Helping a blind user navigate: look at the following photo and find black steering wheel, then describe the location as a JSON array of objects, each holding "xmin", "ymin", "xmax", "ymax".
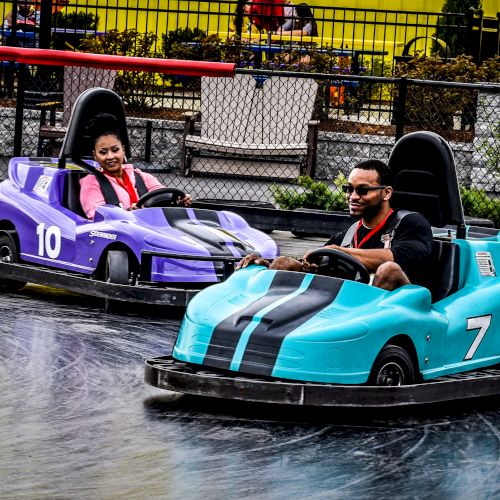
[
  {"xmin": 306, "ymin": 248, "xmax": 370, "ymax": 284},
  {"xmin": 136, "ymin": 188, "xmax": 186, "ymax": 208}
]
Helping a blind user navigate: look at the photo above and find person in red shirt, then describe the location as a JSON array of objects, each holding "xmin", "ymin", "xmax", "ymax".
[
  {"xmin": 249, "ymin": 0, "xmax": 284, "ymax": 32},
  {"xmin": 80, "ymin": 113, "xmax": 192, "ymax": 219}
]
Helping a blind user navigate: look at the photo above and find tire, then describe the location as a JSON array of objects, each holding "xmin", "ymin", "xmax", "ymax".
[
  {"xmin": 104, "ymin": 250, "xmax": 130, "ymax": 314},
  {"xmin": 368, "ymin": 344, "xmax": 416, "ymax": 386},
  {"xmin": 0, "ymin": 232, "xmax": 26, "ymax": 292}
]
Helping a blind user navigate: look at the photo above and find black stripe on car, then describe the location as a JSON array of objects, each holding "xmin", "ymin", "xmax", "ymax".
[
  {"xmin": 161, "ymin": 207, "xmax": 248, "ymax": 256},
  {"xmin": 204, "ymin": 272, "xmax": 306, "ymax": 369},
  {"xmin": 239, "ymin": 274, "xmax": 343, "ymax": 376}
]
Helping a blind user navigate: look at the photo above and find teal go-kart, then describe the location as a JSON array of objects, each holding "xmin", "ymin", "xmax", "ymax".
[{"xmin": 145, "ymin": 131, "xmax": 500, "ymax": 407}]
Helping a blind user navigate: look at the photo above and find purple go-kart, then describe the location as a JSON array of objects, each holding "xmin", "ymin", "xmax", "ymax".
[{"xmin": 0, "ymin": 88, "xmax": 278, "ymax": 310}]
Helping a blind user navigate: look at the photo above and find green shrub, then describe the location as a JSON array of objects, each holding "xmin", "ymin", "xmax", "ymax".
[
  {"xmin": 53, "ymin": 11, "xmax": 99, "ymax": 30},
  {"xmin": 271, "ymin": 175, "xmax": 348, "ymax": 211},
  {"xmin": 52, "ymin": 11, "xmax": 99, "ymax": 51},
  {"xmin": 162, "ymin": 30, "xmax": 245, "ymax": 89},
  {"xmin": 395, "ymin": 54, "xmax": 499, "ymax": 130},
  {"xmin": 460, "ymin": 186, "xmax": 500, "ymax": 226},
  {"xmin": 80, "ymin": 29, "xmax": 159, "ymax": 111},
  {"xmin": 436, "ymin": 0, "xmax": 482, "ymax": 57},
  {"xmin": 163, "ymin": 27, "xmax": 206, "ymax": 57}
]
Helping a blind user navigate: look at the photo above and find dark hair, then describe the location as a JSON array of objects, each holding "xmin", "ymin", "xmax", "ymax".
[
  {"xmin": 295, "ymin": 3, "xmax": 313, "ymax": 18},
  {"xmin": 86, "ymin": 113, "xmax": 122, "ymax": 146},
  {"xmin": 354, "ymin": 159, "xmax": 394, "ymax": 186},
  {"xmin": 295, "ymin": 3, "xmax": 318, "ymax": 36}
]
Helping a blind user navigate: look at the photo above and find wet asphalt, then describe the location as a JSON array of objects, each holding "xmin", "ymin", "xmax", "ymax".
[{"xmin": 1, "ymin": 232, "xmax": 500, "ymax": 499}]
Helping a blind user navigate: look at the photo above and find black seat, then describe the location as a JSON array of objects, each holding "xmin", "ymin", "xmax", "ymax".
[
  {"xmin": 62, "ymin": 170, "xmax": 87, "ymax": 218},
  {"xmin": 389, "ymin": 131, "xmax": 465, "ymax": 229},
  {"xmin": 429, "ymin": 239, "xmax": 460, "ymax": 303},
  {"xmin": 388, "ymin": 131, "xmax": 465, "ymax": 302},
  {"xmin": 56, "ymin": 88, "xmax": 132, "ymax": 217},
  {"xmin": 60, "ymin": 87, "xmax": 131, "ymax": 164}
]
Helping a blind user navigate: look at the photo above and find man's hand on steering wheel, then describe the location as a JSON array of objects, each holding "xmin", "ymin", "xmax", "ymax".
[
  {"xmin": 304, "ymin": 246, "xmax": 370, "ymax": 283},
  {"xmin": 302, "ymin": 249, "xmax": 318, "ymax": 273},
  {"xmin": 236, "ymin": 253, "xmax": 270, "ymax": 270}
]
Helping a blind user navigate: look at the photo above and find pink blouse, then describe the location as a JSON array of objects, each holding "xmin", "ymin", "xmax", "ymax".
[{"xmin": 80, "ymin": 164, "xmax": 164, "ymax": 219}]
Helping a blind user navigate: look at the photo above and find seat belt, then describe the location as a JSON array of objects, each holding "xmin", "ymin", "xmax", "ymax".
[
  {"xmin": 340, "ymin": 210, "xmax": 414, "ymax": 248},
  {"xmin": 93, "ymin": 169, "xmax": 148, "ymax": 205},
  {"xmin": 94, "ymin": 170, "xmax": 120, "ymax": 206},
  {"xmin": 134, "ymin": 170, "xmax": 148, "ymax": 197}
]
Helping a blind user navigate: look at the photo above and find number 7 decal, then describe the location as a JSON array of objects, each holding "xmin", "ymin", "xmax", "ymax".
[{"xmin": 464, "ymin": 315, "xmax": 492, "ymax": 361}]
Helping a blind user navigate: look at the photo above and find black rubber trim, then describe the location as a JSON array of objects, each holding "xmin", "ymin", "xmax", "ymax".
[
  {"xmin": 0, "ymin": 261, "xmax": 197, "ymax": 306},
  {"xmin": 145, "ymin": 356, "xmax": 500, "ymax": 408}
]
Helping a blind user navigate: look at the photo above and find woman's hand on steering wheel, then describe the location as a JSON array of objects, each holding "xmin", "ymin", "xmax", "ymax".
[
  {"xmin": 178, "ymin": 193, "xmax": 193, "ymax": 207},
  {"xmin": 135, "ymin": 188, "xmax": 190, "ymax": 209}
]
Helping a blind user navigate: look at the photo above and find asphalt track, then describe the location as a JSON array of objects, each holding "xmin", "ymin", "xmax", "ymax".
[{"xmin": 1, "ymin": 233, "xmax": 500, "ymax": 499}]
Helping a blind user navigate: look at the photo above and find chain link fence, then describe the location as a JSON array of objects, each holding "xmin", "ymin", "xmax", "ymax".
[{"xmin": 0, "ymin": 62, "xmax": 498, "ymax": 225}]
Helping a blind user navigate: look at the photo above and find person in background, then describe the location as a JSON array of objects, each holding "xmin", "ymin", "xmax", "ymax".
[
  {"xmin": 279, "ymin": 1, "xmax": 296, "ymax": 32},
  {"xmin": 3, "ymin": 1, "xmax": 40, "ymax": 47},
  {"xmin": 3, "ymin": 0, "xmax": 39, "ymax": 30},
  {"xmin": 276, "ymin": 3, "xmax": 318, "ymax": 64},
  {"xmin": 277, "ymin": 2, "xmax": 318, "ymax": 36},
  {"xmin": 80, "ymin": 113, "xmax": 192, "ymax": 220},
  {"xmin": 229, "ymin": 1, "xmax": 260, "ymax": 34},
  {"xmin": 249, "ymin": 0, "xmax": 284, "ymax": 33}
]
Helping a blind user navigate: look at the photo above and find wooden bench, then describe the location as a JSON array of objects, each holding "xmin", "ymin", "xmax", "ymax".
[{"xmin": 181, "ymin": 73, "xmax": 319, "ymax": 180}]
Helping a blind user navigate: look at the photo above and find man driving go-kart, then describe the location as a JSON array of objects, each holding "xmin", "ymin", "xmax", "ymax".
[
  {"xmin": 146, "ymin": 131, "xmax": 500, "ymax": 404},
  {"xmin": 238, "ymin": 159, "xmax": 434, "ymax": 291}
]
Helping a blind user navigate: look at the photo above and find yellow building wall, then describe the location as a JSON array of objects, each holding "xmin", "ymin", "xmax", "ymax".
[
  {"xmin": 85, "ymin": 0, "xmax": 499, "ymax": 54},
  {"xmin": 0, "ymin": 1, "xmax": 497, "ymax": 54},
  {"xmin": 306, "ymin": 0, "xmax": 498, "ymax": 16}
]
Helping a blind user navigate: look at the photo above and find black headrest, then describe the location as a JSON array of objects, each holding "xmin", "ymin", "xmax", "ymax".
[
  {"xmin": 388, "ymin": 131, "xmax": 464, "ymax": 228},
  {"xmin": 59, "ymin": 88, "xmax": 131, "ymax": 163}
]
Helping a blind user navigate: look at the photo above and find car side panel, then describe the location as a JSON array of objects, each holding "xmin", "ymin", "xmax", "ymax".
[
  {"xmin": 175, "ymin": 269, "xmax": 447, "ymax": 384},
  {"xmin": 422, "ymin": 238, "xmax": 500, "ymax": 378},
  {"xmin": 0, "ymin": 172, "xmax": 89, "ymax": 272}
]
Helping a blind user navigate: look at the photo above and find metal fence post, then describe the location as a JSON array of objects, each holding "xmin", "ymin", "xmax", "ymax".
[
  {"xmin": 145, "ymin": 120, "xmax": 152, "ymax": 163},
  {"xmin": 13, "ymin": 64, "xmax": 27, "ymax": 157},
  {"xmin": 497, "ymin": 13, "xmax": 500, "ymax": 57},
  {"xmin": 394, "ymin": 77, "xmax": 407, "ymax": 141},
  {"xmin": 465, "ymin": 7, "xmax": 480, "ymax": 63},
  {"xmin": 38, "ymin": 0, "xmax": 53, "ymax": 50}
]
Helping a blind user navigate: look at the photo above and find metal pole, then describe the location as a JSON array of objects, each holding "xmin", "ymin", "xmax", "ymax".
[
  {"xmin": 394, "ymin": 77, "xmax": 407, "ymax": 141},
  {"xmin": 145, "ymin": 120, "xmax": 152, "ymax": 163},
  {"xmin": 13, "ymin": 64, "xmax": 27, "ymax": 156},
  {"xmin": 234, "ymin": 0, "xmax": 245, "ymax": 38},
  {"xmin": 38, "ymin": 0, "xmax": 53, "ymax": 49}
]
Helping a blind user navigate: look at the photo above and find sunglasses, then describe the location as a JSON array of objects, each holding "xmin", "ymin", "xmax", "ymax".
[{"xmin": 341, "ymin": 185, "xmax": 387, "ymax": 196}]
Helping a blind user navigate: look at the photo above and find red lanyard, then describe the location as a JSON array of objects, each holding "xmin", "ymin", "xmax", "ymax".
[
  {"xmin": 353, "ymin": 209, "xmax": 393, "ymax": 249},
  {"xmin": 104, "ymin": 170, "xmax": 139, "ymax": 204}
]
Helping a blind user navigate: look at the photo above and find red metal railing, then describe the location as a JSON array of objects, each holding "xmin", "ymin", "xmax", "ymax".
[{"xmin": 0, "ymin": 47, "xmax": 236, "ymax": 77}]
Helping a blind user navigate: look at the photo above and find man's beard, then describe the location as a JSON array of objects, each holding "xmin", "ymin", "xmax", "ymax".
[{"xmin": 356, "ymin": 199, "xmax": 384, "ymax": 222}]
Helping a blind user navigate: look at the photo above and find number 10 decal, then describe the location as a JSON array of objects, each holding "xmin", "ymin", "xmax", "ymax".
[
  {"xmin": 464, "ymin": 315, "xmax": 492, "ymax": 360},
  {"xmin": 36, "ymin": 223, "xmax": 61, "ymax": 259}
]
